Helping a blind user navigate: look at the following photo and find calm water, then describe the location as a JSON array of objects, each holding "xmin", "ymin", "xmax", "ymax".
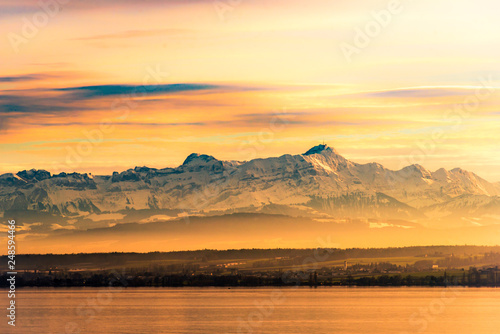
[{"xmin": 1, "ymin": 287, "xmax": 499, "ymax": 333}]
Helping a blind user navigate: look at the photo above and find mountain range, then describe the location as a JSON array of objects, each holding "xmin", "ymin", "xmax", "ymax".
[{"xmin": 1, "ymin": 144, "xmax": 499, "ymax": 236}]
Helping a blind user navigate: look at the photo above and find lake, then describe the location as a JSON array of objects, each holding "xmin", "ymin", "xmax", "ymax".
[{"xmin": 1, "ymin": 287, "xmax": 499, "ymax": 333}]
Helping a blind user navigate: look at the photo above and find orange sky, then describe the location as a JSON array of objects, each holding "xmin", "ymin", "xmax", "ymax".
[{"xmin": 1, "ymin": 0, "xmax": 500, "ymax": 181}]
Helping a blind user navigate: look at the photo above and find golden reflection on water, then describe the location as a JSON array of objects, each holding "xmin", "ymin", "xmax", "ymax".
[{"xmin": 2, "ymin": 287, "xmax": 500, "ymax": 334}]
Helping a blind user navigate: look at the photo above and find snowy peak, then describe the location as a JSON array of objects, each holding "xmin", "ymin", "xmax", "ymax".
[
  {"xmin": 400, "ymin": 164, "xmax": 432, "ymax": 179},
  {"xmin": 17, "ymin": 169, "xmax": 51, "ymax": 182},
  {"xmin": 181, "ymin": 153, "xmax": 224, "ymax": 174},
  {"xmin": 303, "ymin": 144, "xmax": 337, "ymax": 156},
  {"xmin": 182, "ymin": 153, "xmax": 218, "ymax": 166},
  {"xmin": 431, "ymin": 168, "xmax": 451, "ymax": 182},
  {"xmin": 0, "ymin": 173, "xmax": 27, "ymax": 187},
  {"xmin": 301, "ymin": 144, "xmax": 348, "ymax": 174}
]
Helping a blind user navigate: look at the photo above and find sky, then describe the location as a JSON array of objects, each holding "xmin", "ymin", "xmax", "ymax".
[{"xmin": 1, "ymin": 0, "xmax": 500, "ymax": 181}]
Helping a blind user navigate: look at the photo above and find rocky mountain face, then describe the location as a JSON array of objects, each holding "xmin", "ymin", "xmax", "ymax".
[{"xmin": 1, "ymin": 144, "xmax": 499, "ymax": 227}]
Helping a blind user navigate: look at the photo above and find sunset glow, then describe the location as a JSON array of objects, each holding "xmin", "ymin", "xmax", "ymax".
[{"xmin": 1, "ymin": 0, "xmax": 500, "ymax": 181}]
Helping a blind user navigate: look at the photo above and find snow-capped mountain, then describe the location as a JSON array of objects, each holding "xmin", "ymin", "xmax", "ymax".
[{"xmin": 1, "ymin": 144, "xmax": 499, "ymax": 228}]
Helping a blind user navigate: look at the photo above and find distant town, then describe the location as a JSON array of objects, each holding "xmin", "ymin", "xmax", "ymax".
[{"xmin": 2, "ymin": 246, "xmax": 499, "ymax": 288}]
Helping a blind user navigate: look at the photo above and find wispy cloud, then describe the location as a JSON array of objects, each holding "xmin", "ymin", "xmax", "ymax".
[
  {"xmin": 0, "ymin": 74, "xmax": 55, "ymax": 82},
  {"xmin": 0, "ymin": 0, "xmax": 208, "ymax": 15},
  {"xmin": 57, "ymin": 83, "xmax": 232, "ymax": 99},
  {"xmin": 0, "ymin": 94, "xmax": 94, "ymax": 115},
  {"xmin": 74, "ymin": 29, "xmax": 193, "ymax": 41},
  {"xmin": 0, "ymin": 83, "xmax": 263, "ymax": 126},
  {"xmin": 34, "ymin": 121, "xmax": 207, "ymax": 127},
  {"xmin": 353, "ymin": 87, "xmax": 487, "ymax": 99}
]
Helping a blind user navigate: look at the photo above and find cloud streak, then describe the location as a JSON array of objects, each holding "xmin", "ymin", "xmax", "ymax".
[
  {"xmin": 73, "ymin": 29, "xmax": 194, "ymax": 41},
  {"xmin": 34, "ymin": 121, "xmax": 207, "ymax": 127},
  {"xmin": 0, "ymin": 74, "xmax": 55, "ymax": 82},
  {"xmin": 56, "ymin": 83, "xmax": 230, "ymax": 99},
  {"xmin": 0, "ymin": 83, "xmax": 264, "ymax": 126},
  {"xmin": 0, "ymin": 0, "xmax": 209, "ymax": 15},
  {"xmin": 352, "ymin": 87, "xmax": 486, "ymax": 99}
]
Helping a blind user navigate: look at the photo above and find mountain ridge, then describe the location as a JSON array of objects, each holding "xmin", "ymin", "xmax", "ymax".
[{"xmin": 1, "ymin": 144, "xmax": 499, "ymax": 230}]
